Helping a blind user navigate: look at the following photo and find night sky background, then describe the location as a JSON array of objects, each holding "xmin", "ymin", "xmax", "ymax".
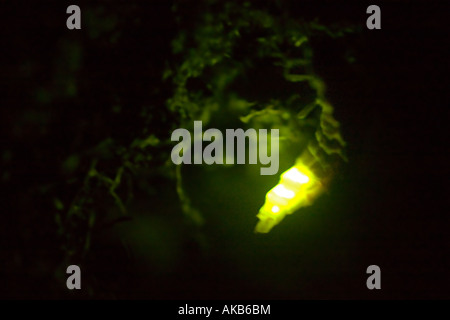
[{"xmin": 1, "ymin": 0, "xmax": 448, "ymax": 299}]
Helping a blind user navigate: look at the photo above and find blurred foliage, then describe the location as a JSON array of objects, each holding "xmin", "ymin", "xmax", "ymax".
[{"xmin": 166, "ymin": 0, "xmax": 351, "ymax": 226}]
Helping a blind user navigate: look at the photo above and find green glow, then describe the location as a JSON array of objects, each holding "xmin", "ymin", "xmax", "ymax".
[
  {"xmin": 272, "ymin": 185, "xmax": 296, "ymax": 199},
  {"xmin": 283, "ymin": 167, "xmax": 310, "ymax": 184},
  {"xmin": 255, "ymin": 162, "xmax": 324, "ymax": 233}
]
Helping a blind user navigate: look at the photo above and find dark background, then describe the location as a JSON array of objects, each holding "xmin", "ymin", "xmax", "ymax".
[{"xmin": 1, "ymin": 0, "xmax": 448, "ymax": 299}]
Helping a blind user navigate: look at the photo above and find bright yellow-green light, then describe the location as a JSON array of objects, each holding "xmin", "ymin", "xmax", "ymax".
[
  {"xmin": 283, "ymin": 167, "xmax": 310, "ymax": 184},
  {"xmin": 272, "ymin": 185, "xmax": 295, "ymax": 199},
  {"xmin": 255, "ymin": 162, "xmax": 324, "ymax": 233}
]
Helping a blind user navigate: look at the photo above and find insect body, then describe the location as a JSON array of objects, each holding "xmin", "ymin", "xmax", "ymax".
[{"xmin": 255, "ymin": 161, "xmax": 325, "ymax": 233}]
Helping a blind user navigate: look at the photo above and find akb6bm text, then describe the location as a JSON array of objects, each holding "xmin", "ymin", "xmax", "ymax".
[{"xmin": 222, "ymin": 305, "xmax": 270, "ymax": 315}]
